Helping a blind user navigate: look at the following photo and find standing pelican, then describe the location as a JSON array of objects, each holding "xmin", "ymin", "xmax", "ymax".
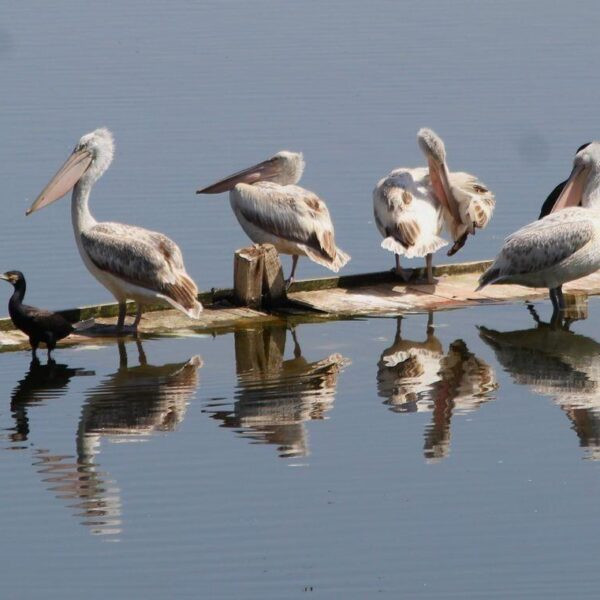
[
  {"xmin": 373, "ymin": 128, "xmax": 494, "ymax": 283},
  {"xmin": 417, "ymin": 128, "xmax": 495, "ymax": 256},
  {"xmin": 196, "ymin": 151, "xmax": 350, "ymax": 285},
  {"xmin": 478, "ymin": 142, "xmax": 600, "ymax": 318},
  {"xmin": 26, "ymin": 129, "xmax": 202, "ymax": 331},
  {"xmin": 539, "ymin": 143, "xmax": 592, "ymax": 218}
]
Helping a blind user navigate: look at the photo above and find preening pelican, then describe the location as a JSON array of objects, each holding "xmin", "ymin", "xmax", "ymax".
[
  {"xmin": 196, "ymin": 151, "xmax": 350, "ymax": 285},
  {"xmin": 539, "ymin": 142, "xmax": 591, "ymax": 218},
  {"xmin": 373, "ymin": 128, "xmax": 494, "ymax": 283},
  {"xmin": 26, "ymin": 128, "xmax": 202, "ymax": 330},
  {"xmin": 417, "ymin": 128, "xmax": 495, "ymax": 256},
  {"xmin": 478, "ymin": 142, "xmax": 600, "ymax": 319}
]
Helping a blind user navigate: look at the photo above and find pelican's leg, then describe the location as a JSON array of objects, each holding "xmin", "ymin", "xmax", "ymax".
[
  {"xmin": 556, "ymin": 286, "xmax": 566, "ymax": 310},
  {"xmin": 394, "ymin": 255, "xmax": 410, "ymax": 282},
  {"xmin": 116, "ymin": 301, "xmax": 127, "ymax": 330},
  {"xmin": 286, "ymin": 255, "xmax": 299, "ymax": 289},
  {"xmin": 549, "ymin": 288, "xmax": 563, "ymax": 328},
  {"xmin": 426, "ymin": 253, "xmax": 435, "ymax": 285},
  {"xmin": 132, "ymin": 304, "xmax": 144, "ymax": 330}
]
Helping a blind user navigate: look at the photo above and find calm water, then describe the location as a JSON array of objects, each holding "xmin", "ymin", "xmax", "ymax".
[
  {"xmin": 2, "ymin": 1, "xmax": 600, "ymax": 598},
  {"xmin": 2, "ymin": 302, "xmax": 600, "ymax": 598}
]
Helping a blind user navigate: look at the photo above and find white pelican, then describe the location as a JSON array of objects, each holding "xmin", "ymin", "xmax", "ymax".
[
  {"xmin": 373, "ymin": 128, "xmax": 494, "ymax": 283},
  {"xmin": 417, "ymin": 128, "xmax": 495, "ymax": 256},
  {"xmin": 539, "ymin": 142, "xmax": 591, "ymax": 218},
  {"xmin": 26, "ymin": 128, "xmax": 202, "ymax": 331},
  {"xmin": 478, "ymin": 142, "xmax": 600, "ymax": 317},
  {"xmin": 196, "ymin": 151, "xmax": 350, "ymax": 285}
]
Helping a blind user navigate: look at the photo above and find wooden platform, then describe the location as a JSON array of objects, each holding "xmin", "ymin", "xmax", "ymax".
[
  {"xmin": 1, "ymin": 259, "xmax": 599, "ymax": 353},
  {"xmin": 287, "ymin": 262, "xmax": 600, "ymax": 316}
]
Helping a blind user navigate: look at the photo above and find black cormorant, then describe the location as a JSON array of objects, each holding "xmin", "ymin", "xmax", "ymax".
[{"xmin": 0, "ymin": 271, "xmax": 93, "ymax": 359}]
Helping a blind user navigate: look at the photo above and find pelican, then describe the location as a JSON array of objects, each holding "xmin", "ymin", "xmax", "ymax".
[
  {"xmin": 373, "ymin": 128, "xmax": 494, "ymax": 283},
  {"xmin": 539, "ymin": 142, "xmax": 591, "ymax": 218},
  {"xmin": 478, "ymin": 142, "xmax": 600, "ymax": 318},
  {"xmin": 26, "ymin": 128, "xmax": 202, "ymax": 331},
  {"xmin": 418, "ymin": 128, "xmax": 495, "ymax": 256},
  {"xmin": 196, "ymin": 151, "xmax": 350, "ymax": 285}
]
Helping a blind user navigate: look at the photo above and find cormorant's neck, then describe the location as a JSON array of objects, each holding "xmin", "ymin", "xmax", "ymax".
[
  {"xmin": 72, "ymin": 179, "xmax": 97, "ymax": 234},
  {"xmin": 9, "ymin": 279, "xmax": 26, "ymax": 307}
]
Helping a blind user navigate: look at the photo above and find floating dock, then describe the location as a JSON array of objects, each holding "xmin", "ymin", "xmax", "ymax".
[{"xmin": 1, "ymin": 254, "xmax": 599, "ymax": 353}]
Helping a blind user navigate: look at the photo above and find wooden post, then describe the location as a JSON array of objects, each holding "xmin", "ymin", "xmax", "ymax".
[
  {"xmin": 233, "ymin": 246, "xmax": 264, "ymax": 309},
  {"xmin": 261, "ymin": 244, "xmax": 286, "ymax": 306},
  {"xmin": 233, "ymin": 244, "xmax": 285, "ymax": 309}
]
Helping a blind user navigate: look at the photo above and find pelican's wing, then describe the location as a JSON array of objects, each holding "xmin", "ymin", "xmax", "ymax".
[
  {"xmin": 494, "ymin": 210, "xmax": 595, "ymax": 275},
  {"xmin": 451, "ymin": 173, "xmax": 495, "ymax": 230},
  {"xmin": 80, "ymin": 222, "xmax": 199, "ymax": 311},
  {"xmin": 236, "ymin": 183, "xmax": 341, "ymax": 261},
  {"xmin": 373, "ymin": 177, "xmax": 423, "ymax": 248}
]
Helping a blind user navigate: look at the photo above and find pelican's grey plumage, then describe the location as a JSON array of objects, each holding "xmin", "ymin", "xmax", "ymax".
[
  {"xmin": 197, "ymin": 151, "xmax": 350, "ymax": 285},
  {"xmin": 373, "ymin": 128, "xmax": 494, "ymax": 283},
  {"xmin": 26, "ymin": 128, "xmax": 202, "ymax": 330},
  {"xmin": 478, "ymin": 142, "xmax": 600, "ymax": 319}
]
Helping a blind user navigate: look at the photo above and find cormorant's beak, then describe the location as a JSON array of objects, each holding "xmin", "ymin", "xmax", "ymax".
[
  {"xmin": 550, "ymin": 162, "xmax": 591, "ymax": 214},
  {"xmin": 26, "ymin": 148, "xmax": 93, "ymax": 215},
  {"xmin": 427, "ymin": 157, "xmax": 461, "ymax": 226},
  {"xmin": 196, "ymin": 157, "xmax": 282, "ymax": 194},
  {"xmin": 0, "ymin": 273, "xmax": 11, "ymax": 283}
]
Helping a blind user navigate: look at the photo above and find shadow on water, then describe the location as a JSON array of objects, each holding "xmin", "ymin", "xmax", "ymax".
[
  {"xmin": 206, "ymin": 325, "xmax": 349, "ymax": 458},
  {"xmin": 479, "ymin": 305, "xmax": 600, "ymax": 460},
  {"xmin": 377, "ymin": 314, "xmax": 498, "ymax": 462},
  {"xmin": 12, "ymin": 339, "xmax": 202, "ymax": 540}
]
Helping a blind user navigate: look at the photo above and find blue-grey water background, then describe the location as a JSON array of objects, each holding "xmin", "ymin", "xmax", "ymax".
[{"xmin": 2, "ymin": 1, "xmax": 600, "ymax": 598}]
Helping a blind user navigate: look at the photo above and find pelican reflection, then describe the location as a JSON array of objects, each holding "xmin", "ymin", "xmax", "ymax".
[
  {"xmin": 207, "ymin": 325, "xmax": 349, "ymax": 458},
  {"xmin": 33, "ymin": 339, "xmax": 202, "ymax": 539},
  {"xmin": 479, "ymin": 306, "xmax": 600, "ymax": 460},
  {"xmin": 377, "ymin": 315, "xmax": 497, "ymax": 461}
]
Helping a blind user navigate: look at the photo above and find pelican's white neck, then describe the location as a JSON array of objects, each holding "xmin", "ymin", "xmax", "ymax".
[{"xmin": 71, "ymin": 179, "xmax": 97, "ymax": 235}]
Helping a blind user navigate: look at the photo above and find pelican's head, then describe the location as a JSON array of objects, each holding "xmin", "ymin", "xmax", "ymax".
[
  {"xmin": 26, "ymin": 128, "xmax": 115, "ymax": 216},
  {"xmin": 551, "ymin": 141, "xmax": 600, "ymax": 212},
  {"xmin": 417, "ymin": 128, "xmax": 447, "ymax": 165},
  {"xmin": 196, "ymin": 150, "xmax": 305, "ymax": 194},
  {"xmin": 417, "ymin": 128, "xmax": 462, "ymax": 226}
]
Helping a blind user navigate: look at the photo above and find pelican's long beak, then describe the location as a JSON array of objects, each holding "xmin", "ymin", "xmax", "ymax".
[
  {"xmin": 26, "ymin": 148, "xmax": 93, "ymax": 215},
  {"xmin": 196, "ymin": 157, "xmax": 281, "ymax": 194},
  {"xmin": 427, "ymin": 157, "xmax": 461, "ymax": 225},
  {"xmin": 550, "ymin": 163, "xmax": 591, "ymax": 214}
]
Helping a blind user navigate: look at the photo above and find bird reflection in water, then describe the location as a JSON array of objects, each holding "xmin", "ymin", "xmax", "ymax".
[
  {"xmin": 206, "ymin": 325, "xmax": 349, "ymax": 458},
  {"xmin": 479, "ymin": 305, "xmax": 600, "ymax": 460},
  {"xmin": 31, "ymin": 339, "xmax": 202, "ymax": 539},
  {"xmin": 377, "ymin": 314, "xmax": 497, "ymax": 461},
  {"xmin": 8, "ymin": 358, "xmax": 95, "ymax": 444}
]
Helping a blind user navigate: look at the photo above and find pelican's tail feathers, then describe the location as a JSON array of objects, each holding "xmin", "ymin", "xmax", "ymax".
[
  {"xmin": 476, "ymin": 267, "xmax": 501, "ymax": 291},
  {"xmin": 381, "ymin": 235, "xmax": 448, "ymax": 258},
  {"xmin": 303, "ymin": 246, "xmax": 351, "ymax": 273},
  {"xmin": 161, "ymin": 273, "xmax": 203, "ymax": 319}
]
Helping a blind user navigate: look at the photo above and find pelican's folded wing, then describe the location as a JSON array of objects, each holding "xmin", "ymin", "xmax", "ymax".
[{"xmin": 80, "ymin": 222, "xmax": 199, "ymax": 310}]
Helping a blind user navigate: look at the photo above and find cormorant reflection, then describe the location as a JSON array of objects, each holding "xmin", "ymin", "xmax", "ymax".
[
  {"xmin": 479, "ymin": 305, "xmax": 600, "ymax": 460},
  {"xmin": 33, "ymin": 339, "xmax": 202, "ymax": 538},
  {"xmin": 207, "ymin": 325, "xmax": 349, "ymax": 458},
  {"xmin": 9, "ymin": 358, "xmax": 94, "ymax": 443},
  {"xmin": 377, "ymin": 314, "xmax": 497, "ymax": 461}
]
